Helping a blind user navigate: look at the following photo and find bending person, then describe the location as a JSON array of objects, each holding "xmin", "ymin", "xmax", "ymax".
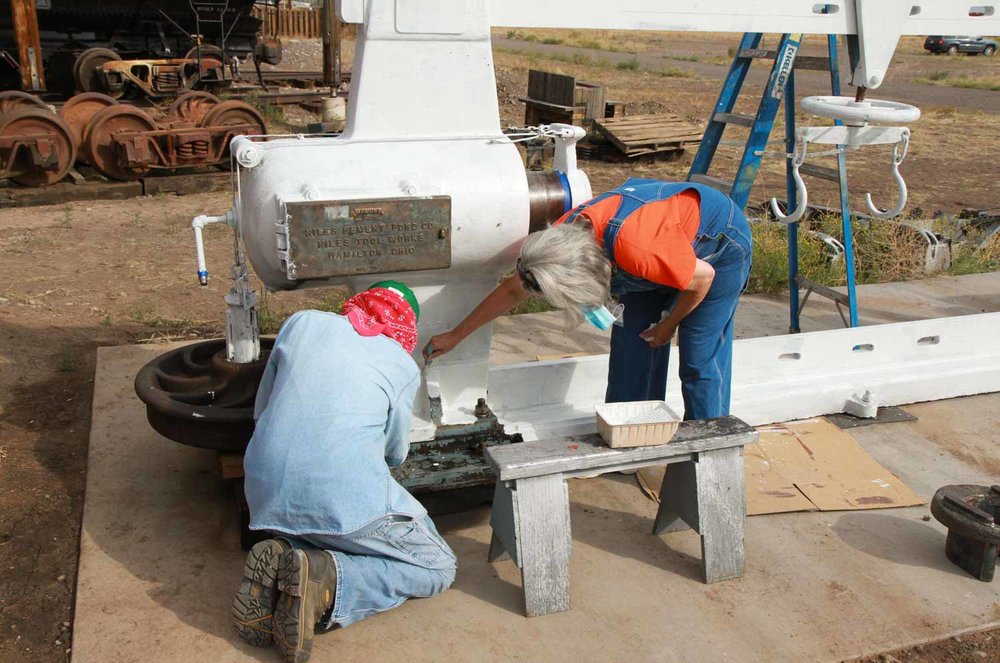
[
  {"xmin": 233, "ymin": 282, "xmax": 456, "ymax": 663},
  {"xmin": 425, "ymin": 178, "xmax": 752, "ymax": 419}
]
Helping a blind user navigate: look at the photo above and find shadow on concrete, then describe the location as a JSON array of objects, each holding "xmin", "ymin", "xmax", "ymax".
[
  {"xmin": 569, "ymin": 504, "xmax": 704, "ymax": 583},
  {"xmin": 831, "ymin": 512, "xmax": 967, "ymax": 578}
]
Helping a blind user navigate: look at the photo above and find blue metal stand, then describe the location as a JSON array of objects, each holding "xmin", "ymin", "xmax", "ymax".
[
  {"xmin": 827, "ymin": 35, "xmax": 859, "ymax": 328},
  {"xmin": 690, "ymin": 32, "xmax": 860, "ymax": 333}
]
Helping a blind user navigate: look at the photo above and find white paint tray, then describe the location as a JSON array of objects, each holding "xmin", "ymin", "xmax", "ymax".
[{"xmin": 595, "ymin": 400, "xmax": 681, "ymax": 448}]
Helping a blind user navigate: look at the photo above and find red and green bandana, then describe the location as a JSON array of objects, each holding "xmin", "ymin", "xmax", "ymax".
[{"xmin": 341, "ymin": 287, "xmax": 418, "ymax": 354}]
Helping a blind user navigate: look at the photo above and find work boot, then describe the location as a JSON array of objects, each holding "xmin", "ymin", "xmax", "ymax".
[
  {"xmin": 232, "ymin": 538, "xmax": 292, "ymax": 647},
  {"xmin": 274, "ymin": 548, "xmax": 337, "ymax": 663}
]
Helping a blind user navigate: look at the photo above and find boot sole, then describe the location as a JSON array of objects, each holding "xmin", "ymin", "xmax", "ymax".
[
  {"xmin": 231, "ymin": 539, "xmax": 287, "ymax": 647},
  {"xmin": 274, "ymin": 549, "xmax": 314, "ymax": 663}
]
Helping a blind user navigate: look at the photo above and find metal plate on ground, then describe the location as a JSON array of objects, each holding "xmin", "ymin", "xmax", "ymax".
[
  {"xmin": 284, "ymin": 196, "xmax": 451, "ymax": 279},
  {"xmin": 825, "ymin": 406, "xmax": 917, "ymax": 430}
]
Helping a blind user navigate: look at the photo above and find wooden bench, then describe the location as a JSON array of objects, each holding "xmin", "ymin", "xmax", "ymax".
[{"xmin": 485, "ymin": 416, "xmax": 757, "ymax": 617}]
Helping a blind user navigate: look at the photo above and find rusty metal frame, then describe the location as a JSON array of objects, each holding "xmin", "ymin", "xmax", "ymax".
[
  {"xmin": 110, "ymin": 122, "xmax": 257, "ymax": 172},
  {"xmin": 98, "ymin": 58, "xmax": 226, "ymax": 98},
  {"xmin": 0, "ymin": 132, "xmax": 60, "ymax": 178}
]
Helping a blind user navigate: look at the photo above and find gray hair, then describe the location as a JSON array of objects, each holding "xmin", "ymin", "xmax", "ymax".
[{"xmin": 518, "ymin": 222, "xmax": 611, "ymax": 325}]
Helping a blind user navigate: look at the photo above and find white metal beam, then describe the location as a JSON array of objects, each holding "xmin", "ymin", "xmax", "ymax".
[
  {"xmin": 482, "ymin": 312, "xmax": 1000, "ymax": 441},
  {"xmin": 340, "ymin": 1, "xmax": 1000, "ymax": 36}
]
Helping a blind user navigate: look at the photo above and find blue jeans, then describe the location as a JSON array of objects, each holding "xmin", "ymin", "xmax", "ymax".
[
  {"xmin": 286, "ymin": 514, "xmax": 457, "ymax": 629},
  {"xmin": 606, "ymin": 230, "xmax": 751, "ymax": 419}
]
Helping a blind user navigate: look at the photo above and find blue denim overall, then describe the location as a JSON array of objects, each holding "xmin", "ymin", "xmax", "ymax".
[{"xmin": 567, "ymin": 178, "xmax": 752, "ymax": 419}]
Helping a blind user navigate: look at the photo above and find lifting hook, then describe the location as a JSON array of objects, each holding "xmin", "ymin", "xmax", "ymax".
[{"xmin": 864, "ymin": 130, "xmax": 910, "ymax": 219}]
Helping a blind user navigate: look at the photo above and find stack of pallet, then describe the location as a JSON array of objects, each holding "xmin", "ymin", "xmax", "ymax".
[
  {"xmin": 593, "ymin": 114, "xmax": 703, "ymax": 159},
  {"xmin": 519, "ymin": 69, "xmax": 702, "ymax": 160},
  {"xmin": 520, "ymin": 70, "xmax": 620, "ymax": 131}
]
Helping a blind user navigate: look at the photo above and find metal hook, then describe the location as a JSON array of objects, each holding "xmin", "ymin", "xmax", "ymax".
[
  {"xmin": 770, "ymin": 136, "xmax": 809, "ymax": 224},
  {"xmin": 865, "ymin": 130, "xmax": 910, "ymax": 219}
]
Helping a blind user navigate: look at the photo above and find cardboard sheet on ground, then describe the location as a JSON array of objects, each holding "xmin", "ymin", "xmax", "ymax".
[{"xmin": 636, "ymin": 417, "xmax": 924, "ymax": 515}]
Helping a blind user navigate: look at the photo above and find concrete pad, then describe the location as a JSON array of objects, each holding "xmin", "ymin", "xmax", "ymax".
[{"xmin": 74, "ymin": 344, "xmax": 1000, "ymax": 663}]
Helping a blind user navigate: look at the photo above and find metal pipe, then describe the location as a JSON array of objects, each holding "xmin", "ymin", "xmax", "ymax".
[
  {"xmin": 526, "ymin": 171, "xmax": 570, "ymax": 233},
  {"xmin": 192, "ymin": 209, "xmax": 236, "ymax": 285}
]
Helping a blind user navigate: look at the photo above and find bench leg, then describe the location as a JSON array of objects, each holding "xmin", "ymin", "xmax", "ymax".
[
  {"xmin": 652, "ymin": 461, "xmax": 699, "ymax": 535},
  {"xmin": 488, "ymin": 531, "xmax": 511, "ymax": 562},
  {"xmin": 514, "ymin": 475, "xmax": 572, "ymax": 617},
  {"xmin": 489, "ymin": 482, "xmax": 515, "ymax": 563},
  {"xmin": 697, "ymin": 447, "xmax": 746, "ymax": 584}
]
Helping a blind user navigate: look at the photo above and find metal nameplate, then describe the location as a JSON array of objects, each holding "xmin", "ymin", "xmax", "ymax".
[{"xmin": 284, "ymin": 196, "xmax": 452, "ymax": 280}]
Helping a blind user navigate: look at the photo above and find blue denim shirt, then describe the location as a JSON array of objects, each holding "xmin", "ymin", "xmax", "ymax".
[{"xmin": 244, "ymin": 310, "xmax": 424, "ymax": 536}]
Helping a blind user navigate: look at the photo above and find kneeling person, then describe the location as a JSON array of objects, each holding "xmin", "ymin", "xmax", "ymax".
[{"xmin": 232, "ymin": 282, "xmax": 456, "ymax": 662}]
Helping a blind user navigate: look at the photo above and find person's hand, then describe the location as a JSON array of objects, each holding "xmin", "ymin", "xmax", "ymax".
[
  {"xmin": 423, "ymin": 331, "xmax": 462, "ymax": 361},
  {"xmin": 639, "ymin": 321, "xmax": 676, "ymax": 349}
]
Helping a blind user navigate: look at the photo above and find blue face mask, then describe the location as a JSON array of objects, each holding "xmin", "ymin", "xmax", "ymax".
[{"xmin": 583, "ymin": 302, "xmax": 624, "ymax": 330}]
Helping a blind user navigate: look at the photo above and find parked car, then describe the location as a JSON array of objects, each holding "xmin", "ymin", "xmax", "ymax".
[{"xmin": 923, "ymin": 35, "xmax": 997, "ymax": 55}]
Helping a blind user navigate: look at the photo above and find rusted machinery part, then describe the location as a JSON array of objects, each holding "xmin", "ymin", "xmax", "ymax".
[
  {"xmin": 58, "ymin": 92, "xmax": 120, "ymax": 161},
  {"xmin": 200, "ymin": 100, "xmax": 268, "ymax": 134},
  {"xmin": 0, "ymin": 90, "xmax": 50, "ymax": 115},
  {"xmin": 168, "ymin": 91, "xmax": 222, "ymax": 124},
  {"xmin": 133, "ymin": 338, "xmax": 274, "ymax": 452},
  {"xmin": 83, "ymin": 105, "xmax": 158, "ymax": 181},
  {"xmin": 184, "ymin": 44, "xmax": 228, "ymax": 66},
  {"xmin": 0, "ymin": 108, "xmax": 77, "ymax": 187},
  {"xmin": 931, "ymin": 484, "xmax": 1000, "ymax": 543},
  {"xmin": 73, "ymin": 47, "xmax": 123, "ymax": 98}
]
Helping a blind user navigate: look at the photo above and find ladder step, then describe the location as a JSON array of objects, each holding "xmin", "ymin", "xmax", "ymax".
[
  {"xmin": 799, "ymin": 163, "xmax": 841, "ymax": 182},
  {"xmin": 796, "ymin": 276, "xmax": 850, "ymax": 306},
  {"xmin": 738, "ymin": 47, "xmax": 776, "ymax": 60},
  {"xmin": 736, "ymin": 48, "xmax": 831, "ymax": 71},
  {"xmin": 688, "ymin": 174, "xmax": 733, "ymax": 194},
  {"xmin": 713, "ymin": 112, "xmax": 755, "ymax": 128}
]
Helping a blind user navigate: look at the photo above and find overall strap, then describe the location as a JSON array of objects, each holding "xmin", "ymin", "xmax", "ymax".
[{"xmin": 602, "ymin": 180, "xmax": 704, "ymax": 263}]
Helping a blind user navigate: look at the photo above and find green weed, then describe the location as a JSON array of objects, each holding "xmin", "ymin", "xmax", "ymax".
[
  {"xmin": 657, "ymin": 67, "xmax": 692, "ymax": 78},
  {"xmin": 616, "ymin": 57, "xmax": 640, "ymax": 71},
  {"xmin": 57, "ymin": 349, "xmax": 78, "ymax": 373},
  {"xmin": 542, "ymin": 37, "xmax": 564, "ymax": 45},
  {"xmin": 914, "ymin": 73, "xmax": 1000, "ymax": 91}
]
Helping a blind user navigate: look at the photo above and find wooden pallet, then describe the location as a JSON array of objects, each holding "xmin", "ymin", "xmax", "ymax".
[{"xmin": 593, "ymin": 114, "xmax": 703, "ymax": 158}]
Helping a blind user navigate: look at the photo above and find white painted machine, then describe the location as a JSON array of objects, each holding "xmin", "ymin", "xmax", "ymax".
[{"xmin": 188, "ymin": 0, "xmax": 1000, "ymax": 443}]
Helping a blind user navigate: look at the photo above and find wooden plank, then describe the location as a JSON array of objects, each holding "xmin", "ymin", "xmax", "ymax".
[
  {"xmin": 597, "ymin": 113, "xmax": 682, "ymax": 124},
  {"xmin": 10, "ymin": 0, "xmax": 45, "ymax": 91},
  {"xmin": 514, "ymin": 475, "xmax": 572, "ymax": 617},
  {"xmin": 519, "ymin": 97, "xmax": 584, "ymax": 114},
  {"xmin": 696, "ymin": 447, "xmax": 746, "ymax": 583},
  {"xmin": 486, "ymin": 416, "xmax": 756, "ymax": 481},
  {"xmin": 0, "ymin": 179, "xmax": 142, "ymax": 208},
  {"xmin": 142, "ymin": 171, "xmax": 231, "ymax": 195},
  {"xmin": 527, "ymin": 70, "xmax": 576, "ymax": 106},
  {"xmin": 488, "ymin": 481, "xmax": 518, "ymax": 565},
  {"xmin": 652, "ymin": 461, "xmax": 700, "ymax": 534}
]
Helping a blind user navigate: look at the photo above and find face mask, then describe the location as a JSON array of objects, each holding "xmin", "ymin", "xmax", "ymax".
[{"xmin": 583, "ymin": 302, "xmax": 624, "ymax": 330}]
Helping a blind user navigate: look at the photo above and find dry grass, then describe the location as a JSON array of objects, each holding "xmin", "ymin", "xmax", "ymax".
[{"xmin": 914, "ymin": 71, "xmax": 1000, "ymax": 91}]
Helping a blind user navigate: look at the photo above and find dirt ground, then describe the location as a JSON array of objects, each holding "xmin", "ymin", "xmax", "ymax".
[{"xmin": 1, "ymin": 32, "xmax": 999, "ymax": 663}]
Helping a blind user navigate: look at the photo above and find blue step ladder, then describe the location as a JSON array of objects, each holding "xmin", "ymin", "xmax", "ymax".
[{"xmin": 687, "ymin": 32, "xmax": 859, "ymax": 332}]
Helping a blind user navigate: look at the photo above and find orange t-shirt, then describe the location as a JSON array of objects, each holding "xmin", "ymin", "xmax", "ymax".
[{"xmin": 555, "ymin": 189, "xmax": 702, "ymax": 290}]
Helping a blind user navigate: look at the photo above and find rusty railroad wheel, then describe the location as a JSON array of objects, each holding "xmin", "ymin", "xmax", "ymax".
[
  {"xmin": 168, "ymin": 90, "xmax": 221, "ymax": 124},
  {"xmin": 83, "ymin": 105, "xmax": 157, "ymax": 181},
  {"xmin": 72, "ymin": 47, "xmax": 123, "ymax": 97},
  {"xmin": 0, "ymin": 90, "xmax": 49, "ymax": 115},
  {"xmin": 200, "ymin": 100, "xmax": 267, "ymax": 168},
  {"xmin": 59, "ymin": 92, "xmax": 119, "ymax": 163},
  {"xmin": 200, "ymin": 100, "xmax": 267, "ymax": 133},
  {"xmin": 0, "ymin": 108, "xmax": 77, "ymax": 186}
]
